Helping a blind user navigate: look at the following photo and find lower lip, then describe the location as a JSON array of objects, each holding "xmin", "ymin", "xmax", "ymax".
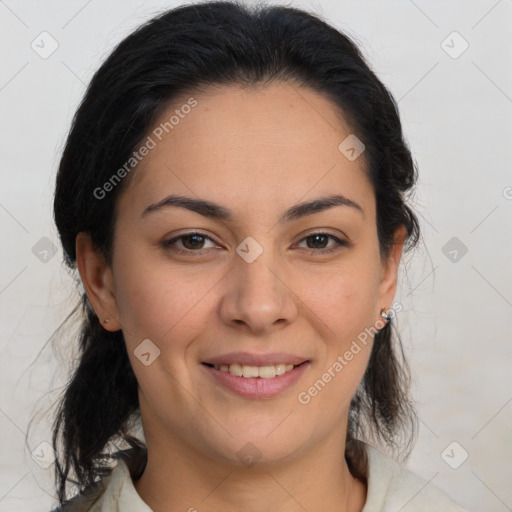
[{"xmin": 201, "ymin": 362, "xmax": 310, "ymax": 399}]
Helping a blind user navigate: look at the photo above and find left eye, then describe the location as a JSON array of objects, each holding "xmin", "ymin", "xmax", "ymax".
[
  {"xmin": 296, "ymin": 233, "xmax": 348, "ymax": 253},
  {"xmin": 162, "ymin": 231, "xmax": 348, "ymax": 255}
]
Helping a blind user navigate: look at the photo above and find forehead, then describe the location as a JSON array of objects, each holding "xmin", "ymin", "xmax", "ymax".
[{"xmin": 118, "ymin": 81, "xmax": 375, "ymax": 222}]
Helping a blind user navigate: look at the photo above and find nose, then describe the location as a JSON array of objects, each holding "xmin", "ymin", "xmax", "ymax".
[{"xmin": 218, "ymin": 244, "xmax": 300, "ymax": 335}]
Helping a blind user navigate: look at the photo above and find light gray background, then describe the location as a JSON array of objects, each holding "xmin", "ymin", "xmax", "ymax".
[{"xmin": 1, "ymin": 0, "xmax": 511, "ymax": 510}]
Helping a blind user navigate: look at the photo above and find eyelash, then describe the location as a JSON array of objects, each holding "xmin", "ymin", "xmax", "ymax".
[{"xmin": 162, "ymin": 230, "xmax": 349, "ymax": 256}]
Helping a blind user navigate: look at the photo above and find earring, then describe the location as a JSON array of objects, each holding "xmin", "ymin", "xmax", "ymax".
[
  {"xmin": 103, "ymin": 318, "xmax": 110, "ymax": 324},
  {"xmin": 380, "ymin": 308, "xmax": 390, "ymax": 324}
]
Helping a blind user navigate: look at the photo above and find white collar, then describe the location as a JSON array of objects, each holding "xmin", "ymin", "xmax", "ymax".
[{"xmin": 83, "ymin": 440, "xmax": 467, "ymax": 511}]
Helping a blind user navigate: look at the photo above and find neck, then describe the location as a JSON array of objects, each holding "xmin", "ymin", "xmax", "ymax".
[{"xmin": 133, "ymin": 431, "xmax": 367, "ymax": 512}]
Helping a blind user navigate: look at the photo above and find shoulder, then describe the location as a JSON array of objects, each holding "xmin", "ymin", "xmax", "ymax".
[
  {"xmin": 49, "ymin": 469, "xmax": 115, "ymax": 512},
  {"xmin": 49, "ymin": 458, "xmax": 152, "ymax": 512},
  {"xmin": 360, "ymin": 441, "xmax": 471, "ymax": 512}
]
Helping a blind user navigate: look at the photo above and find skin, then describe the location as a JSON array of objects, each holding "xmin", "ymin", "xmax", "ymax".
[{"xmin": 76, "ymin": 81, "xmax": 406, "ymax": 512}]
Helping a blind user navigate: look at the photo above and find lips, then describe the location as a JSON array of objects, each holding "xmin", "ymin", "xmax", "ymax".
[{"xmin": 201, "ymin": 359, "xmax": 311, "ymax": 398}]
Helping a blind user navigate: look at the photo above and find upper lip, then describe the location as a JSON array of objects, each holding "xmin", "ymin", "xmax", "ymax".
[{"xmin": 202, "ymin": 352, "xmax": 310, "ymax": 367}]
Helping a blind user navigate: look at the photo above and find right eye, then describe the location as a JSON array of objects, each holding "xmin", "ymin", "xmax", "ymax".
[{"xmin": 162, "ymin": 231, "xmax": 220, "ymax": 256}]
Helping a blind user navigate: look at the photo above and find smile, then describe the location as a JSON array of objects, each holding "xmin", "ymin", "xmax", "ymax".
[
  {"xmin": 201, "ymin": 361, "xmax": 310, "ymax": 399},
  {"xmin": 204, "ymin": 362, "xmax": 299, "ymax": 379}
]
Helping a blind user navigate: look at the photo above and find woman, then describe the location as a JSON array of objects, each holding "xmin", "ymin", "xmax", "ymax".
[{"xmin": 49, "ymin": 1, "xmax": 470, "ymax": 510}]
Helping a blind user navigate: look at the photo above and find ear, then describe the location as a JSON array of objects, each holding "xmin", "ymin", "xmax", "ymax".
[
  {"xmin": 377, "ymin": 224, "xmax": 406, "ymax": 320},
  {"xmin": 75, "ymin": 232, "xmax": 121, "ymax": 331}
]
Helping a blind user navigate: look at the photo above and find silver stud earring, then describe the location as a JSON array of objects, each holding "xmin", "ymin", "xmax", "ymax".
[
  {"xmin": 103, "ymin": 318, "xmax": 110, "ymax": 324},
  {"xmin": 380, "ymin": 308, "xmax": 390, "ymax": 323}
]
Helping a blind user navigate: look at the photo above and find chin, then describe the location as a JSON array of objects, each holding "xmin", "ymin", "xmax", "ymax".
[{"xmin": 208, "ymin": 430, "xmax": 308, "ymax": 469}]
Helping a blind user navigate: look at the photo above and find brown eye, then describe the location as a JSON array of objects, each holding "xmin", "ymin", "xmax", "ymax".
[
  {"xmin": 179, "ymin": 234, "xmax": 207, "ymax": 250},
  {"xmin": 297, "ymin": 232, "xmax": 349, "ymax": 254},
  {"xmin": 162, "ymin": 231, "xmax": 218, "ymax": 255}
]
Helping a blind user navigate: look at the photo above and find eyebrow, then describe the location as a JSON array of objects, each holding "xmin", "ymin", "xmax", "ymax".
[{"xmin": 140, "ymin": 193, "xmax": 364, "ymax": 223}]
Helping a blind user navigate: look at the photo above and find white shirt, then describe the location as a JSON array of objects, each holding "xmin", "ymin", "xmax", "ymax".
[{"xmin": 54, "ymin": 441, "xmax": 470, "ymax": 511}]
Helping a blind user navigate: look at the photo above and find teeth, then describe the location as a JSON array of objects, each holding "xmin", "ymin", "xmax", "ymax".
[{"xmin": 215, "ymin": 363, "xmax": 296, "ymax": 378}]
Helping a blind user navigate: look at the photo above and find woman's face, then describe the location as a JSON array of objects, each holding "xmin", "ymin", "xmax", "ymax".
[{"xmin": 79, "ymin": 81, "xmax": 404, "ymax": 468}]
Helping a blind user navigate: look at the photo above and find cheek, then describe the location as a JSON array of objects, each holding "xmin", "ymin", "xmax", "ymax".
[
  {"xmin": 112, "ymin": 245, "xmax": 211, "ymax": 349},
  {"xmin": 296, "ymin": 272, "xmax": 377, "ymax": 414},
  {"xmin": 299, "ymin": 265, "xmax": 380, "ymax": 340}
]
